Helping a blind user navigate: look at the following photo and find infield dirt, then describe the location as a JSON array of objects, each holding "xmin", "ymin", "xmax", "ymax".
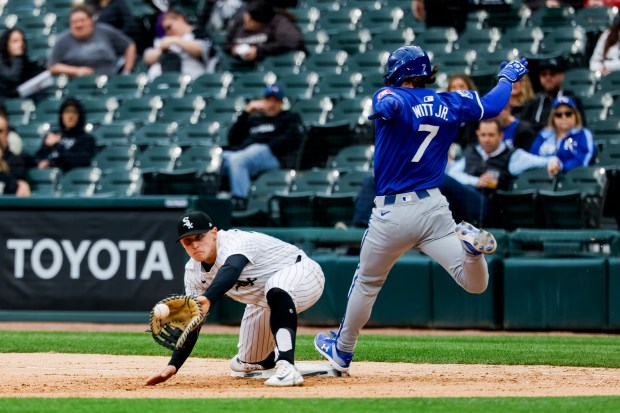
[{"xmin": 1, "ymin": 322, "xmax": 619, "ymax": 398}]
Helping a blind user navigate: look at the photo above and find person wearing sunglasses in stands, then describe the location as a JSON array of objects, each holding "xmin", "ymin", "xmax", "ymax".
[{"xmin": 528, "ymin": 95, "xmax": 597, "ymax": 174}]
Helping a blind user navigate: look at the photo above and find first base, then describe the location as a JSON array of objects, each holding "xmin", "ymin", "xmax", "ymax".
[{"xmin": 230, "ymin": 363, "xmax": 347, "ymax": 379}]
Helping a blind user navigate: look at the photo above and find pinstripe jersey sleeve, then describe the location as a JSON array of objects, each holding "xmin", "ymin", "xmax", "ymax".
[{"xmin": 183, "ymin": 230, "xmax": 304, "ymax": 307}]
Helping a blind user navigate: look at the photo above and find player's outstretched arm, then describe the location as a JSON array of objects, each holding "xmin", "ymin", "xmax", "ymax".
[
  {"xmin": 368, "ymin": 92, "xmax": 405, "ymax": 121},
  {"xmin": 478, "ymin": 59, "xmax": 529, "ymax": 119},
  {"xmin": 146, "ymin": 365, "xmax": 177, "ymax": 385}
]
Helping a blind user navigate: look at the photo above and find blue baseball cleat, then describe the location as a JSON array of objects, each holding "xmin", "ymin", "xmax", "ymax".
[
  {"xmin": 455, "ymin": 221, "xmax": 497, "ymax": 255},
  {"xmin": 314, "ymin": 331, "xmax": 354, "ymax": 373}
]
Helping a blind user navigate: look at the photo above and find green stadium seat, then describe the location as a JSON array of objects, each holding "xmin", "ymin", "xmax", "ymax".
[
  {"xmin": 329, "ymin": 144, "xmax": 374, "ymax": 173},
  {"xmin": 2, "ymin": 98, "xmax": 36, "ymax": 126},
  {"xmin": 104, "ymin": 73, "xmax": 149, "ymax": 100},
  {"xmin": 65, "ymin": 74, "xmax": 108, "ymax": 100},
  {"xmin": 90, "ymin": 122, "xmax": 136, "ymax": 147},
  {"xmin": 56, "ymin": 166, "xmax": 102, "ymax": 197},
  {"xmin": 95, "ymin": 168, "xmax": 143, "ymax": 197},
  {"xmin": 143, "ymin": 72, "xmax": 192, "ymax": 98},
  {"xmin": 91, "ymin": 144, "xmax": 138, "ymax": 173},
  {"xmin": 114, "ymin": 96, "xmax": 163, "ymax": 124},
  {"xmin": 25, "ymin": 167, "xmax": 61, "ymax": 196},
  {"xmin": 132, "ymin": 122, "xmax": 178, "ymax": 148},
  {"xmin": 185, "ymin": 71, "xmax": 235, "ymax": 99},
  {"xmin": 135, "ymin": 145, "xmax": 182, "ymax": 173},
  {"xmin": 156, "ymin": 96, "xmax": 207, "ymax": 125}
]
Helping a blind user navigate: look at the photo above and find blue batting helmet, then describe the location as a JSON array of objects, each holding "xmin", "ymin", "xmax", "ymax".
[{"xmin": 384, "ymin": 45, "xmax": 432, "ymax": 87}]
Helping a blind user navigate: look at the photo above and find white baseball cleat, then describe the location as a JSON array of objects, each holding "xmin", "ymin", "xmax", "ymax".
[
  {"xmin": 230, "ymin": 355, "xmax": 274, "ymax": 373},
  {"xmin": 455, "ymin": 221, "xmax": 497, "ymax": 255},
  {"xmin": 264, "ymin": 360, "xmax": 304, "ymax": 386}
]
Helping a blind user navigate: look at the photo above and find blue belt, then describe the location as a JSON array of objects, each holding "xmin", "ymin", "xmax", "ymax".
[{"xmin": 383, "ymin": 189, "xmax": 430, "ymax": 205}]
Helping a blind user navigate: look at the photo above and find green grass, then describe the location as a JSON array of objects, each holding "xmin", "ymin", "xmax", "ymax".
[
  {"xmin": 2, "ymin": 331, "xmax": 619, "ymax": 412},
  {"xmin": 1, "ymin": 397, "xmax": 620, "ymax": 413},
  {"xmin": 1, "ymin": 331, "xmax": 620, "ymax": 368}
]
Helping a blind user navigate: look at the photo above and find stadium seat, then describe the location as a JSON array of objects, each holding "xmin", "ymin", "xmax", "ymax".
[
  {"xmin": 597, "ymin": 144, "xmax": 620, "ymax": 168},
  {"xmin": 499, "ymin": 26, "xmax": 544, "ymax": 56},
  {"xmin": 485, "ymin": 4, "xmax": 530, "ymax": 32},
  {"xmin": 291, "ymin": 7, "xmax": 321, "ymax": 33},
  {"xmin": 232, "ymin": 169, "xmax": 295, "ymax": 227},
  {"xmin": 135, "ymin": 145, "xmax": 182, "ymax": 173},
  {"xmin": 328, "ymin": 29, "xmax": 373, "ymax": 55},
  {"xmin": 81, "ymin": 97, "xmax": 119, "ymax": 127},
  {"xmin": 30, "ymin": 99, "xmax": 63, "ymax": 125},
  {"xmin": 132, "ymin": 122, "xmax": 178, "ymax": 148},
  {"xmin": 258, "ymin": 51, "xmax": 307, "ymax": 75},
  {"xmin": 347, "ymin": 50, "xmax": 390, "ymax": 78},
  {"xmin": 15, "ymin": 122, "xmax": 50, "ymax": 153},
  {"xmin": 359, "ymin": 6, "xmax": 406, "ymax": 33},
  {"xmin": 65, "ymin": 74, "xmax": 108, "ymax": 100},
  {"xmin": 303, "ymin": 50, "xmax": 349, "ymax": 75},
  {"xmin": 413, "ymin": 27, "xmax": 458, "ymax": 55},
  {"xmin": 539, "ymin": 166, "xmax": 607, "ymax": 229},
  {"xmin": 291, "ymin": 96, "xmax": 333, "ymax": 126},
  {"xmin": 370, "ymin": 28, "xmax": 415, "ymax": 53},
  {"xmin": 156, "ymin": 96, "xmax": 207, "ymax": 125},
  {"xmin": 202, "ymin": 97, "xmax": 246, "ymax": 127},
  {"xmin": 91, "ymin": 144, "xmax": 138, "ymax": 173},
  {"xmin": 279, "ymin": 71, "xmax": 321, "ymax": 101},
  {"xmin": 228, "ymin": 72, "xmax": 276, "ymax": 99},
  {"xmin": 512, "ymin": 168, "xmax": 558, "ymax": 191},
  {"xmin": 175, "ymin": 144, "xmax": 223, "ymax": 175},
  {"xmin": 539, "ymin": 27, "xmax": 587, "ymax": 65},
  {"xmin": 25, "ymin": 167, "xmax": 61, "ymax": 196},
  {"xmin": 454, "ymin": 28, "xmax": 502, "ymax": 54},
  {"xmin": 185, "ymin": 72, "xmax": 235, "ymax": 99},
  {"xmin": 575, "ymin": 5, "xmax": 617, "ymax": 33},
  {"xmin": 314, "ymin": 72, "xmax": 364, "ymax": 100},
  {"xmin": 2, "ymin": 98, "xmax": 35, "ymax": 126},
  {"xmin": 303, "ymin": 30, "xmax": 331, "ymax": 54},
  {"xmin": 528, "ymin": 6, "xmax": 576, "ymax": 29},
  {"xmin": 104, "ymin": 73, "xmax": 149, "ymax": 100},
  {"xmin": 91, "ymin": 122, "xmax": 136, "ymax": 148},
  {"xmin": 316, "ymin": 6, "xmax": 363, "ymax": 34},
  {"xmin": 114, "ymin": 96, "xmax": 163, "ymax": 124},
  {"xmin": 493, "ymin": 189, "xmax": 542, "ymax": 230},
  {"xmin": 589, "ymin": 118, "xmax": 619, "ymax": 150},
  {"xmin": 95, "ymin": 168, "xmax": 143, "ymax": 197},
  {"xmin": 329, "ymin": 144, "xmax": 374, "ymax": 173},
  {"xmin": 175, "ymin": 123, "xmax": 221, "ymax": 147},
  {"xmin": 143, "ymin": 72, "xmax": 192, "ymax": 98},
  {"xmin": 56, "ymin": 167, "xmax": 102, "ymax": 197}
]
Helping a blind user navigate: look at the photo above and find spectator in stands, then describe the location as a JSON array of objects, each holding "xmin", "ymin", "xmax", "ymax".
[
  {"xmin": 34, "ymin": 97, "xmax": 96, "ymax": 173},
  {"xmin": 447, "ymin": 73, "xmax": 478, "ymax": 149},
  {"xmin": 508, "ymin": 74, "xmax": 534, "ymax": 117},
  {"xmin": 86, "ymin": 0, "xmax": 137, "ymax": 38},
  {"xmin": 223, "ymin": 84, "xmax": 304, "ymax": 211},
  {"xmin": 0, "ymin": 115, "xmax": 30, "ymax": 196},
  {"xmin": 496, "ymin": 104, "xmax": 537, "ymax": 150},
  {"xmin": 529, "ymin": 96, "xmax": 597, "ymax": 173},
  {"xmin": 0, "ymin": 28, "xmax": 46, "ymax": 99},
  {"xmin": 520, "ymin": 57, "xmax": 585, "ymax": 132},
  {"xmin": 412, "ymin": 0, "xmax": 470, "ymax": 33},
  {"xmin": 0, "ymin": 104, "xmax": 23, "ymax": 155},
  {"xmin": 589, "ymin": 14, "xmax": 620, "ymax": 76},
  {"xmin": 48, "ymin": 4, "xmax": 136, "ymax": 77},
  {"xmin": 442, "ymin": 118, "xmax": 560, "ymax": 226},
  {"xmin": 223, "ymin": 0, "xmax": 306, "ymax": 63},
  {"xmin": 143, "ymin": 7, "xmax": 218, "ymax": 80}
]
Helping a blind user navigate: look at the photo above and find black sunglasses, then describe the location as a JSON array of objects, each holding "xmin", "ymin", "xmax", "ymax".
[{"xmin": 554, "ymin": 111, "xmax": 574, "ymax": 119}]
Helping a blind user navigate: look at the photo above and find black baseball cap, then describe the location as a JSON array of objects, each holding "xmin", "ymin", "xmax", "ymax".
[
  {"xmin": 176, "ymin": 211, "xmax": 214, "ymax": 242},
  {"xmin": 538, "ymin": 57, "xmax": 565, "ymax": 72}
]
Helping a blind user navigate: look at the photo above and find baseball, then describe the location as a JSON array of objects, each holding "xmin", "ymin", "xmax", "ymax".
[{"xmin": 153, "ymin": 303, "xmax": 170, "ymax": 318}]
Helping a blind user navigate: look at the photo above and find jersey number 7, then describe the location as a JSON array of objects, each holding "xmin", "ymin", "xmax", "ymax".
[{"xmin": 412, "ymin": 124, "xmax": 439, "ymax": 163}]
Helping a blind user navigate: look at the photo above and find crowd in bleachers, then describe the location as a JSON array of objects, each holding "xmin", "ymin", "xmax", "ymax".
[{"xmin": 0, "ymin": 0, "xmax": 619, "ymax": 229}]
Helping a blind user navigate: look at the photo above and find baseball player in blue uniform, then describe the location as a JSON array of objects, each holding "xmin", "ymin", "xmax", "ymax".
[{"xmin": 315, "ymin": 45, "xmax": 529, "ymax": 373}]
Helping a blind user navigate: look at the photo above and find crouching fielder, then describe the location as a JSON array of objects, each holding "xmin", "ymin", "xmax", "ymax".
[{"xmin": 146, "ymin": 211, "xmax": 325, "ymax": 387}]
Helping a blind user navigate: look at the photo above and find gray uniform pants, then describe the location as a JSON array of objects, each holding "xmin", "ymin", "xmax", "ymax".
[{"xmin": 337, "ymin": 188, "xmax": 489, "ymax": 353}]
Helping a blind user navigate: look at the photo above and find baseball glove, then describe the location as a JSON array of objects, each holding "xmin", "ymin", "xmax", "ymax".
[{"xmin": 149, "ymin": 295, "xmax": 205, "ymax": 350}]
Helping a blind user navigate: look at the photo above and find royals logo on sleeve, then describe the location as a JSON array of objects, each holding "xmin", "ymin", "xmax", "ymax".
[
  {"xmin": 455, "ymin": 90, "xmax": 473, "ymax": 99},
  {"xmin": 377, "ymin": 88, "xmax": 393, "ymax": 100}
]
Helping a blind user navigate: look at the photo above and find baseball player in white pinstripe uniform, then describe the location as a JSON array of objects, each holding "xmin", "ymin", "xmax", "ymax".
[{"xmin": 146, "ymin": 211, "xmax": 325, "ymax": 387}]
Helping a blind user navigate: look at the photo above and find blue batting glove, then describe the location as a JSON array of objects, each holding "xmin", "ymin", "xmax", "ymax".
[
  {"xmin": 368, "ymin": 94, "xmax": 403, "ymax": 120},
  {"xmin": 497, "ymin": 58, "xmax": 529, "ymax": 83}
]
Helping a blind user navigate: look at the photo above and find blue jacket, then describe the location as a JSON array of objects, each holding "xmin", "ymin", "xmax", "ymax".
[{"xmin": 528, "ymin": 127, "xmax": 596, "ymax": 172}]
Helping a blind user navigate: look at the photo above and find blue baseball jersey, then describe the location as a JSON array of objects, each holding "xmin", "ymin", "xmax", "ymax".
[
  {"xmin": 372, "ymin": 87, "xmax": 486, "ymax": 196},
  {"xmin": 528, "ymin": 127, "xmax": 597, "ymax": 172}
]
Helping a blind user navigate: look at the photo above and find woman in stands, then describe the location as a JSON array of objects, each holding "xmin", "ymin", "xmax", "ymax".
[
  {"xmin": 529, "ymin": 96, "xmax": 596, "ymax": 173},
  {"xmin": 446, "ymin": 73, "xmax": 478, "ymax": 149},
  {"xmin": 0, "ymin": 28, "xmax": 45, "ymax": 99},
  {"xmin": 589, "ymin": 14, "xmax": 620, "ymax": 76},
  {"xmin": 508, "ymin": 74, "xmax": 534, "ymax": 117}
]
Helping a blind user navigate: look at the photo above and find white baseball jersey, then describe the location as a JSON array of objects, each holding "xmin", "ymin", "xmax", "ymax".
[{"xmin": 183, "ymin": 229, "xmax": 325, "ymax": 363}]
